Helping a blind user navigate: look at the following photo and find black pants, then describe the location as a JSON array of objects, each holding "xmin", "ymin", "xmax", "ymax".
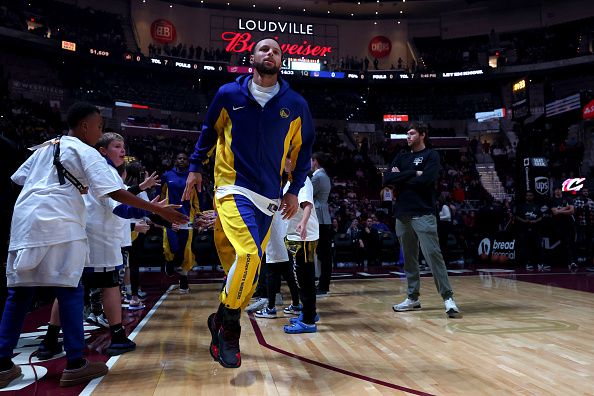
[
  {"xmin": 517, "ymin": 227, "xmax": 542, "ymax": 266},
  {"xmin": 555, "ymin": 224, "xmax": 576, "ymax": 266},
  {"xmin": 576, "ymin": 225, "xmax": 592, "ymax": 262},
  {"xmin": 287, "ymin": 240, "xmax": 318, "ymax": 324},
  {"xmin": 316, "ymin": 225, "xmax": 332, "ymax": 291},
  {"xmin": 265, "ymin": 260, "xmax": 300, "ymax": 309}
]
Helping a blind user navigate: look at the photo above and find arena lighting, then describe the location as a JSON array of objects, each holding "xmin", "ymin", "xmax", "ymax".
[
  {"xmin": 513, "ymin": 79, "xmax": 526, "ymax": 92},
  {"xmin": 390, "ymin": 134, "xmax": 408, "ymax": 139},
  {"xmin": 545, "ymin": 93, "xmax": 581, "ymax": 117},
  {"xmin": 115, "ymin": 101, "xmax": 149, "ymax": 109},
  {"xmin": 475, "ymin": 108, "xmax": 506, "ymax": 122}
]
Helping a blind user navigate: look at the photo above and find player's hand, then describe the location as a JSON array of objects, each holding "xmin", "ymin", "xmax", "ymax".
[
  {"xmin": 194, "ymin": 210, "xmax": 217, "ymax": 232},
  {"xmin": 150, "ymin": 196, "xmax": 182, "ymax": 210},
  {"xmin": 134, "ymin": 221, "xmax": 150, "ymax": 234},
  {"xmin": 296, "ymin": 221, "xmax": 308, "ymax": 240},
  {"xmin": 280, "ymin": 193, "xmax": 298, "ymax": 220},
  {"xmin": 182, "ymin": 172, "xmax": 202, "ymax": 201},
  {"xmin": 140, "ymin": 171, "xmax": 161, "ymax": 190},
  {"xmin": 155, "ymin": 206, "xmax": 188, "ymax": 225}
]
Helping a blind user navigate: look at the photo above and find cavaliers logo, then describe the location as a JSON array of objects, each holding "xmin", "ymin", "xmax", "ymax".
[{"xmin": 280, "ymin": 108, "xmax": 290, "ymax": 118}]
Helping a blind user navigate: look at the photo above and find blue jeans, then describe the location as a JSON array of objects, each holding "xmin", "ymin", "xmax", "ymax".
[{"xmin": 0, "ymin": 284, "xmax": 85, "ymax": 361}]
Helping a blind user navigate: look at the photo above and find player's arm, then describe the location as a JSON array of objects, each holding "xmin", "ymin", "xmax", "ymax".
[
  {"xmin": 109, "ymin": 189, "xmax": 187, "ymax": 225},
  {"xmin": 405, "ymin": 151, "xmax": 441, "ymax": 186},
  {"xmin": 383, "ymin": 155, "xmax": 416, "ymax": 185},
  {"xmin": 184, "ymin": 90, "xmax": 226, "ymax": 201}
]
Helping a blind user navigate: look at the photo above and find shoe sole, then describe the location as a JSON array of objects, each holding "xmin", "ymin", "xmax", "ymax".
[
  {"xmin": 392, "ymin": 306, "xmax": 422, "ymax": 312},
  {"xmin": 0, "ymin": 366, "xmax": 22, "ymax": 388},
  {"xmin": 218, "ymin": 356, "xmax": 241, "ymax": 368},
  {"xmin": 36, "ymin": 350, "xmax": 63, "ymax": 360},
  {"xmin": 284, "ymin": 325, "xmax": 317, "ymax": 334},
  {"xmin": 207, "ymin": 314, "xmax": 219, "ymax": 361},
  {"xmin": 446, "ymin": 310, "xmax": 463, "ymax": 319},
  {"xmin": 59, "ymin": 366, "xmax": 108, "ymax": 387},
  {"xmin": 105, "ymin": 344, "xmax": 136, "ymax": 356},
  {"xmin": 254, "ymin": 313, "xmax": 277, "ymax": 319}
]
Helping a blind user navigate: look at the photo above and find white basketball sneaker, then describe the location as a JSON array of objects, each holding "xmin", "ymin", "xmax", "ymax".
[
  {"xmin": 392, "ymin": 298, "xmax": 422, "ymax": 312},
  {"xmin": 444, "ymin": 298, "xmax": 462, "ymax": 318}
]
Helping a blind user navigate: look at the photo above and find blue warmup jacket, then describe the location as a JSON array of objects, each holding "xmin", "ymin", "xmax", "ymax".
[{"xmin": 188, "ymin": 75, "xmax": 315, "ymax": 199}]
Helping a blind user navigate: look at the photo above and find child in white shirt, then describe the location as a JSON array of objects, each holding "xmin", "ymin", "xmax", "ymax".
[{"xmin": 0, "ymin": 103, "xmax": 186, "ymax": 389}]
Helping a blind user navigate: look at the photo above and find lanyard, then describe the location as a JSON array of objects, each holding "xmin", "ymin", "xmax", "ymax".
[{"xmin": 52, "ymin": 136, "xmax": 87, "ymax": 194}]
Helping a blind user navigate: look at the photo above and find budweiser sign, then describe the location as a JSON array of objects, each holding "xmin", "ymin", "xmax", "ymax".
[{"xmin": 221, "ymin": 32, "xmax": 332, "ymax": 56}]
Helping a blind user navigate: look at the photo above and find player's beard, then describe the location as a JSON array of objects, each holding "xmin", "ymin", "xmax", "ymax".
[{"xmin": 254, "ymin": 59, "xmax": 280, "ymax": 75}]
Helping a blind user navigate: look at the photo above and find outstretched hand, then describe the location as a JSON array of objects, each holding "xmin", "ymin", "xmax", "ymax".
[
  {"xmin": 182, "ymin": 172, "xmax": 202, "ymax": 201},
  {"xmin": 149, "ymin": 196, "xmax": 186, "ymax": 224},
  {"xmin": 150, "ymin": 196, "xmax": 181, "ymax": 210},
  {"xmin": 140, "ymin": 171, "xmax": 161, "ymax": 190}
]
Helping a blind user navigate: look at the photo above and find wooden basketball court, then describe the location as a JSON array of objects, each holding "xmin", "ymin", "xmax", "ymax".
[{"xmin": 82, "ymin": 274, "xmax": 594, "ymax": 395}]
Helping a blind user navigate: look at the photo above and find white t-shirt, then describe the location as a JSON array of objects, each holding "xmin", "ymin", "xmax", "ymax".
[
  {"xmin": 9, "ymin": 136, "xmax": 121, "ymax": 251},
  {"xmin": 85, "ymin": 165, "xmax": 127, "ymax": 267},
  {"xmin": 265, "ymin": 211, "xmax": 289, "ymax": 263},
  {"xmin": 284, "ymin": 177, "xmax": 319, "ymax": 242},
  {"xmin": 249, "ymin": 80, "xmax": 279, "ymax": 108}
]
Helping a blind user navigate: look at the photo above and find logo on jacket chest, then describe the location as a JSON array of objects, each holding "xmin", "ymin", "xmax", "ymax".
[
  {"xmin": 280, "ymin": 108, "xmax": 290, "ymax": 118},
  {"xmin": 413, "ymin": 157, "xmax": 424, "ymax": 166}
]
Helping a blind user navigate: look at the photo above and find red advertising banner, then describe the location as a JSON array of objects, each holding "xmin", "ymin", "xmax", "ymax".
[
  {"xmin": 368, "ymin": 36, "xmax": 392, "ymax": 59},
  {"xmin": 383, "ymin": 114, "xmax": 409, "ymax": 122},
  {"xmin": 151, "ymin": 19, "xmax": 176, "ymax": 44},
  {"xmin": 583, "ymin": 99, "xmax": 594, "ymax": 120}
]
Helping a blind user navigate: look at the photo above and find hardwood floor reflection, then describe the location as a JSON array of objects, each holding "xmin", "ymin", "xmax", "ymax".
[{"xmin": 89, "ymin": 275, "xmax": 594, "ymax": 395}]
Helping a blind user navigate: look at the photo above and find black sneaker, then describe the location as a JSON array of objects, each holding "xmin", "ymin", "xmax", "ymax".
[
  {"xmin": 217, "ymin": 325, "xmax": 241, "ymax": 368},
  {"xmin": 569, "ymin": 262, "xmax": 579, "ymax": 273},
  {"xmin": 106, "ymin": 338, "xmax": 136, "ymax": 356},
  {"xmin": 207, "ymin": 313, "xmax": 221, "ymax": 361},
  {"xmin": 36, "ymin": 341, "xmax": 63, "ymax": 360}
]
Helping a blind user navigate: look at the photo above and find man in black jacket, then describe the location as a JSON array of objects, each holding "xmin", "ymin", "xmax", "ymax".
[{"xmin": 384, "ymin": 125, "xmax": 462, "ymax": 318}]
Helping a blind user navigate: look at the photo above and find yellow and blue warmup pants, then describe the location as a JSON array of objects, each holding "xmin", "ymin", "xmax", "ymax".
[
  {"xmin": 214, "ymin": 194, "xmax": 273, "ymax": 310},
  {"xmin": 163, "ymin": 189, "xmax": 199, "ymax": 273}
]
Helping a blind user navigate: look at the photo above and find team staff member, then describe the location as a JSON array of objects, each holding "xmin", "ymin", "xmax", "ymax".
[
  {"xmin": 182, "ymin": 37, "xmax": 315, "ymax": 369},
  {"xmin": 384, "ymin": 125, "xmax": 462, "ymax": 318}
]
